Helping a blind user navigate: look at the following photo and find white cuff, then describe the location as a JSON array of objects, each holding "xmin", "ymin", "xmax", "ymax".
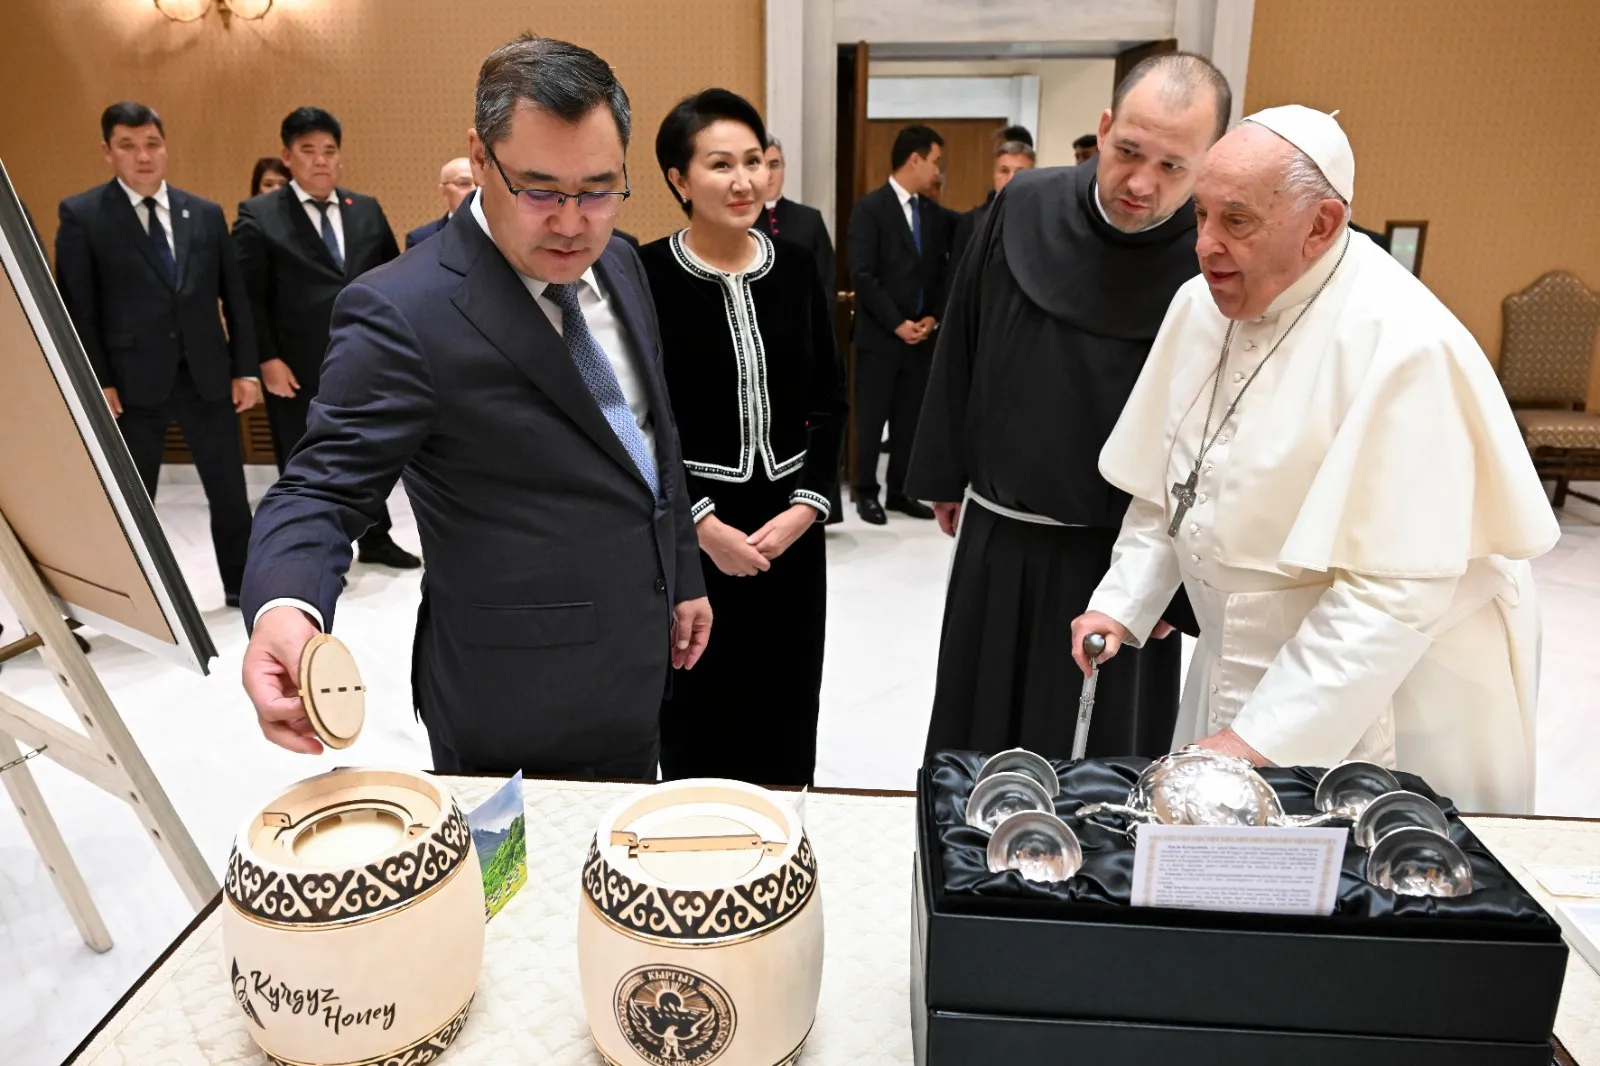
[
  {"xmin": 790, "ymin": 489, "xmax": 831, "ymax": 520},
  {"xmin": 253, "ymin": 598, "xmax": 326, "ymax": 631},
  {"xmin": 690, "ymin": 497, "xmax": 716, "ymax": 524}
]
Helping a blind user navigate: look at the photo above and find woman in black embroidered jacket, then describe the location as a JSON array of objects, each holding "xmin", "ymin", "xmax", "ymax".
[{"xmin": 639, "ymin": 89, "xmax": 846, "ymax": 785}]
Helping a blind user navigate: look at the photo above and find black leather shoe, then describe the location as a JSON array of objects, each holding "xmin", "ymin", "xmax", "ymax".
[
  {"xmin": 886, "ymin": 494, "xmax": 935, "ymax": 520},
  {"xmin": 225, "ymin": 592, "xmax": 241, "ymax": 609},
  {"xmin": 856, "ymin": 496, "xmax": 887, "ymax": 525},
  {"xmin": 358, "ymin": 535, "xmax": 421, "ymax": 570}
]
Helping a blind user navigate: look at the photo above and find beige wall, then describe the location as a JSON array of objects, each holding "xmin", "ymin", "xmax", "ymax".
[
  {"xmin": 868, "ymin": 59, "xmax": 1115, "ymax": 168},
  {"xmin": 0, "ymin": 0, "xmax": 765, "ymax": 253},
  {"xmin": 1248, "ymin": 0, "xmax": 1600, "ymax": 399}
]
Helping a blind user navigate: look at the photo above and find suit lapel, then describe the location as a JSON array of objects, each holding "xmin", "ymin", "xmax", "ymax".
[
  {"xmin": 168, "ymin": 187, "xmax": 193, "ymax": 289},
  {"xmin": 336, "ymin": 189, "xmax": 361, "ymax": 276},
  {"xmin": 107, "ymin": 182, "xmax": 175, "ymax": 289},
  {"xmin": 443, "ymin": 218, "xmax": 648, "ymax": 490},
  {"xmin": 279, "ymin": 186, "xmax": 343, "ymax": 277}
]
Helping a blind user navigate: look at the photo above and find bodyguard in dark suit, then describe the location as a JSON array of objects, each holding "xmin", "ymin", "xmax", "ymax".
[
  {"xmin": 951, "ymin": 138, "xmax": 1036, "ymax": 268},
  {"xmin": 404, "ymin": 157, "xmax": 475, "ymax": 249},
  {"xmin": 755, "ymin": 135, "xmax": 835, "ymax": 305},
  {"xmin": 756, "ymin": 133, "xmax": 844, "ymax": 523},
  {"xmin": 233, "ymin": 106, "xmax": 418, "ymax": 570},
  {"xmin": 55, "ymin": 102, "xmax": 258, "ymax": 605},
  {"xmin": 848, "ymin": 124, "xmax": 953, "ymax": 524},
  {"xmin": 240, "ymin": 36, "xmax": 713, "ymax": 778}
]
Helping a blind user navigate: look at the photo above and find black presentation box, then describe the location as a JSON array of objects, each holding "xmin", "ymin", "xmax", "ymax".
[{"xmin": 912, "ymin": 766, "xmax": 1568, "ymax": 1066}]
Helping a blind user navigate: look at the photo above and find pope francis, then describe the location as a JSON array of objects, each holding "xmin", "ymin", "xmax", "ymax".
[{"xmin": 1071, "ymin": 105, "xmax": 1560, "ymax": 814}]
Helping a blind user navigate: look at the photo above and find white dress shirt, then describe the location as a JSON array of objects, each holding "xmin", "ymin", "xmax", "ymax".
[
  {"xmin": 119, "ymin": 179, "xmax": 173, "ymax": 255},
  {"xmin": 470, "ymin": 192, "xmax": 655, "ymax": 458},
  {"xmin": 291, "ymin": 179, "xmax": 345, "ymax": 259},
  {"xmin": 253, "ymin": 195, "xmax": 658, "ymax": 631},
  {"xmin": 887, "ymin": 175, "xmax": 918, "ymax": 233}
]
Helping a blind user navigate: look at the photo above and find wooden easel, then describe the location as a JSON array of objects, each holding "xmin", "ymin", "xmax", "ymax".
[{"xmin": 0, "ymin": 506, "xmax": 217, "ymax": 952}]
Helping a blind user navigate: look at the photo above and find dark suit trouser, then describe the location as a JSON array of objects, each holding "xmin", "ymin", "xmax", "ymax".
[
  {"xmin": 853, "ymin": 341, "xmax": 933, "ymax": 498},
  {"xmin": 264, "ymin": 386, "xmax": 392, "ymax": 538},
  {"xmin": 118, "ymin": 365, "xmax": 252, "ymax": 594}
]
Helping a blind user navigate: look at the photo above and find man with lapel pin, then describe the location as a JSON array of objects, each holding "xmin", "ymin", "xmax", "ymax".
[
  {"xmin": 240, "ymin": 36, "xmax": 713, "ymax": 778},
  {"xmin": 56, "ymin": 101, "xmax": 259, "ymax": 608},
  {"xmin": 233, "ymin": 105, "xmax": 419, "ymax": 570}
]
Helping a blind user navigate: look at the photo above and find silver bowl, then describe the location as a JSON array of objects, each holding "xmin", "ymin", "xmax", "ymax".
[
  {"xmin": 1127, "ymin": 747, "xmax": 1285, "ymax": 827},
  {"xmin": 986, "ymin": 810, "xmax": 1083, "ymax": 882},
  {"xmin": 977, "ymin": 748, "xmax": 1061, "ymax": 797},
  {"xmin": 1365, "ymin": 827, "xmax": 1475, "ymax": 897},
  {"xmin": 1315, "ymin": 761, "xmax": 1403, "ymax": 816},
  {"xmin": 1352, "ymin": 790, "xmax": 1450, "ymax": 850},
  {"xmin": 965, "ymin": 771, "xmax": 1054, "ymax": 833}
]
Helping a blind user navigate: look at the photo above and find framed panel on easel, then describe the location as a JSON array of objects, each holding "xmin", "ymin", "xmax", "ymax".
[{"xmin": 0, "ymin": 158, "xmax": 219, "ymax": 951}]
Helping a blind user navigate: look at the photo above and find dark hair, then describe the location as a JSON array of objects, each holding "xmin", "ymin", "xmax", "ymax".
[
  {"xmin": 281, "ymin": 106, "xmax": 342, "ymax": 148},
  {"xmin": 997, "ymin": 124, "xmax": 1034, "ymax": 148},
  {"xmin": 475, "ymin": 35, "xmax": 631, "ymax": 152},
  {"xmin": 890, "ymin": 124, "xmax": 944, "ymax": 171},
  {"xmin": 1072, "ymin": 133, "xmax": 1098, "ymax": 151},
  {"xmin": 250, "ymin": 157, "xmax": 291, "ymax": 196},
  {"xmin": 1111, "ymin": 51, "xmax": 1233, "ymax": 143},
  {"xmin": 101, "ymin": 102, "xmax": 163, "ymax": 143},
  {"xmin": 655, "ymin": 88, "xmax": 767, "ymax": 217}
]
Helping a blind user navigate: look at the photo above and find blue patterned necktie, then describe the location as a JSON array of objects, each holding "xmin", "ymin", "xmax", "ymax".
[
  {"xmin": 543, "ymin": 281, "xmax": 660, "ymax": 498},
  {"xmin": 142, "ymin": 197, "xmax": 177, "ymax": 285},
  {"xmin": 311, "ymin": 200, "xmax": 344, "ymax": 271}
]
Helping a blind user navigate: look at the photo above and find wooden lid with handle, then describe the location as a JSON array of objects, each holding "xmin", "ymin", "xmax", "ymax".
[{"xmin": 296, "ymin": 633, "xmax": 365, "ymax": 749}]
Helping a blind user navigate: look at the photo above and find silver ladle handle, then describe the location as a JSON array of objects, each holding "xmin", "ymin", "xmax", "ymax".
[{"xmin": 1071, "ymin": 633, "xmax": 1107, "ymax": 761}]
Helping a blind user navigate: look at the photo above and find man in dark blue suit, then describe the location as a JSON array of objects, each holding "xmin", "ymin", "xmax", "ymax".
[
  {"xmin": 55, "ymin": 101, "xmax": 259, "ymax": 607},
  {"xmin": 240, "ymin": 36, "xmax": 713, "ymax": 778},
  {"xmin": 404, "ymin": 157, "xmax": 475, "ymax": 249}
]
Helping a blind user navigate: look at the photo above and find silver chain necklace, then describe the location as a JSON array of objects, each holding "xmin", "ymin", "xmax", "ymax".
[{"xmin": 1167, "ymin": 234, "xmax": 1351, "ymax": 538}]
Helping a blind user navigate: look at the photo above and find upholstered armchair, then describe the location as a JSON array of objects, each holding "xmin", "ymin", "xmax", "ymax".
[{"xmin": 1499, "ymin": 270, "xmax": 1600, "ymax": 509}]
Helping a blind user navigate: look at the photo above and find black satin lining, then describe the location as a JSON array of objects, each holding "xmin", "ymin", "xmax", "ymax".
[{"xmin": 930, "ymin": 752, "xmax": 1558, "ymax": 941}]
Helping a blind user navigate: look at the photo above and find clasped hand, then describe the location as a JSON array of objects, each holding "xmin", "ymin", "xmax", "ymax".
[{"xmin": 697, "ymin": 504, "xmax": 819, "ymax": 577}]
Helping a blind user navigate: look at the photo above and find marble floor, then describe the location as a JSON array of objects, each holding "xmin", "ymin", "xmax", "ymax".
[{"xmin": 3, "ymin": 470, "xmax": 1599, "ymax": 1065}]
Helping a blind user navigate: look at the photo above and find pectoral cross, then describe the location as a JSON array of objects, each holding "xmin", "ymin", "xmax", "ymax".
[{"xmin": 1168, "ymin": 467, "xmax": 1198, "ymax": 538}]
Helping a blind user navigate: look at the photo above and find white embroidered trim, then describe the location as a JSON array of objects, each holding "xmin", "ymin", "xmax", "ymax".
[
  {"xmin": 690, "ymin": 497, "xmax": 716, "ymax": 523},
  {"xmin": 791, "ymin": 489, "xmax": 831, "ymax": 520},
  {"xmin": 671, "ymin": 229, "xmax": 800, "ymax": 484}
]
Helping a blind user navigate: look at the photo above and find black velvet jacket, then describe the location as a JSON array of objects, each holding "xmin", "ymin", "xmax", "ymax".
[{"xmin": 639, "ymin": 230, "xmax": 846, "ymax": 521}]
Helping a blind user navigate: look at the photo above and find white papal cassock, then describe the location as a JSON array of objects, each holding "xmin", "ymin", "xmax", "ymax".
[{"xmin": 1087, "ymin": 230, "xmax": 1560, "ymax": 814}]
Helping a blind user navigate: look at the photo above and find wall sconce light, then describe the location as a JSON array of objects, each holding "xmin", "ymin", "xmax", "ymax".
[{"xmin": 154, "ymin": 0, "xmax": 273, "ymax": 24}]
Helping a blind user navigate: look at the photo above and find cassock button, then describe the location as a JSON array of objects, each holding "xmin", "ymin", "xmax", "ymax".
[
  {"xmin": 1211, "ymin": 684, "xmax": 1219, "ymax": 694},
  {"xmin": 1198, "ymin": 493, "xmax": 1209, "ymax": 504},
  {"xmin": 1232, "ymin": 371, "xmax": 1244, "ymax": 382},
  {"xmin": 1189, "ymin": 522, "xmax": 1199, "ymax": 534},
  {"xmin": 1244, "ymin": 341, "xmax": 1257, "ymax": 351},
  {"xmin": 1219, "ymin": 435, "xmax": 1229, "ymax": 444},
  {"xmin": 1191, "ymin": 553, "xmax": 1201, "ymax": 563},
  {"xmin": 1204, "ymin": 464, "xmax": 1214, "ymax": 475}
]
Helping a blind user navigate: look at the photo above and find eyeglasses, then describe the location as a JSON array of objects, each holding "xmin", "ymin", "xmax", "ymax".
[{"xmin": 487, "ymin": 149, "xmax": 630, "ymax": 218}]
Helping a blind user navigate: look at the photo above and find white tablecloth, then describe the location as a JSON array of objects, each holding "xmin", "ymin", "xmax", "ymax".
[
  {"xmin": 63, "ymin": 782, "xmax": 1600, "ymax": 1065},
  {"xmin": 67, "ymin": 778, "xmax": 918, "ymax": 1066}
]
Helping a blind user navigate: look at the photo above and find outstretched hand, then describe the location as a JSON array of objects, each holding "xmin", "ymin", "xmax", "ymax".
[{"xmin": 241, "ymin": 605, "xmax": 324, "ymax": 754}]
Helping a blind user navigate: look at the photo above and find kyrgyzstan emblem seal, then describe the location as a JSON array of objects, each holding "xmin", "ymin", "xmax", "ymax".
[{"xmin": 614, "ymin": 965, "xmax": 736, "ymax": 1065}]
